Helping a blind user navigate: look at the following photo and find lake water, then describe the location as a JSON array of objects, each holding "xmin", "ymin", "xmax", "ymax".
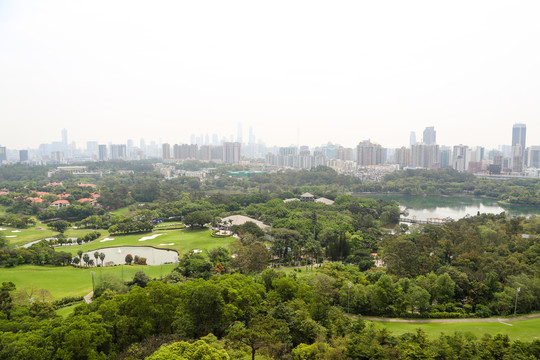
[
  {"xmin": 83, "ymin": 246, "xmax": 179, "ymax": 266},
  {"xmin": 359, "ymin": 194, "xmax": 540, "ymax": 221}
]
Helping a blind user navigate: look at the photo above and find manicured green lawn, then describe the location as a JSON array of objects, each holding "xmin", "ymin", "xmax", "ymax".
[
  {"xmin": 62, "ymin": 228, "xmax": 233, "ymax": 256},
  {"xmin": 0, "ymin": 225, "xmax": 110, "ymax": 247},
  {"xmin": 56, "ymin": 302, "xmax": 83, "ymax": 318},
  {"xmin": 1, "ymin": 224, "xmax": 57, "ymax": 247},
  {"xmin": 0, "ymin": 264, "xmax": 177, "ymax": 299},
  {"xmin": 110, "ymin": 206, "xmax": 133, "ymax": 216},
  {"xmin": 371, "ymin": 317, "xmax": 540, "ymax": 342}
]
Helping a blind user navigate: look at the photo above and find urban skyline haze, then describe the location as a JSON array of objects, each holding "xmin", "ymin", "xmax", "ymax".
[{"xmin": 1, "ymin": 1, "xmax": 539, "ymax": 149}]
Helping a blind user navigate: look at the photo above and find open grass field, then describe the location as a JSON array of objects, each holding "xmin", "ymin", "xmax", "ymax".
[
  {"xmin": 0, "ymin": 225, "xmax": 111, "ymax": 247},
  {"xmin": 0, "ymin": 224, "xmax": 57, "ymax": 246},
  {"xmin": 371, "ymin": 317, "xmax": 540, "ymax": 342},
  {"xmin": 62, "ymin": 228, "xmax": 233, "ymax": 256},
  {"xmin": 0, "ymin": 264, "xmax": 178, "ymax": 299},
  {"xmin": 56, "ymin": 302, "xmax": 83, "ymax": 318},
  {"xmin": 110, "ymin": 206, "xmax": 134, "ymax": 216}
]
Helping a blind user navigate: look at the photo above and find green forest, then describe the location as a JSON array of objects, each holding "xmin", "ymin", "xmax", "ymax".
[{"xmin": 0, "ymin": 162, "xmax": 539, "ymax": 359}]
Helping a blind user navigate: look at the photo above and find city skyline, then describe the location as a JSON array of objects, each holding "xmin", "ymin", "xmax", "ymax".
[
  {"xmin": 1, "ymin": 1, "xmax": 540, "ymax": 149},
  {"xmin": 0, "ymin": 122, "xmax": 538, "ymax": 152}
]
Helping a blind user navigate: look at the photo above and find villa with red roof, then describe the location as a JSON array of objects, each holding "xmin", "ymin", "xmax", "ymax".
[
  {"xmin": 77, "ymin": 198, "xmax": 97, "ymax": 205},
  {"xmin": 51, "ymin": 199, "xmax": 70, "ymax": 208},
  {"xmin": 27, "ymin": 197, "xmax": 44, "ymax": 203}
]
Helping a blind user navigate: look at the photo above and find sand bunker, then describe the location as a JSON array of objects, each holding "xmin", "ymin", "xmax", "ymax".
[
  {"xmin": 138, "ymin": 233, "xmax": 165, "ymax": 242},
  {"xmin": 100, "ymin": 238, "xmax": 115, "ymax": 242},
  {"xmin": 159, "ymin": 243, "xmax": 174, "ymax": 246}
]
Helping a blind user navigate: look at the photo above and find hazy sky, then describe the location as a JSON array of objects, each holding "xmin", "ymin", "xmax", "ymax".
[{"xmin": 1, "ymin": 1, "xmax": 539, "ymax": 150}]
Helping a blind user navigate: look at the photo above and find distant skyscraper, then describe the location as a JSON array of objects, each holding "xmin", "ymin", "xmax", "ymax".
[
  {"xmin": 409, "ymin": 132, "xmax": 416, "ymax": 147},
  {"xmin": 19, "ymin": 150, "xmax": 28, "ymax": 162},
  {"xmin": 423, "ymin": 126, "xmax": 436, "ymax": 145},
  {"xmin": 356, "ymin": 141, "xmax": 386, "ymax": 166},
  {"xmin": 527, "ymin": 146, "xmax": 540, "ymax": 168},
  {"xmin": 0, "ymin": 146, "xmax": 6, "ymax": 163},
  {"xmin": 98, "ymin": 145, "xmax": 107, "ymax": 161},
  {"xmin": 237, "ymin": 122, "xmax": 243, "ymax": 143},
  {"xmin": 452, "ymin": 145, "xmax": 469, "ymax": 171},
  {"xmin": 512, "ymin": 123, "xmax": 526, "ymax": 156},
  {"xmin": 162, "ymin": 143, "xmax": 171, "ymax": 159},
  {"xmin": 110, "ymin": 145, "xmax": 127, "ymax": 159},
  {"xmin": 61, "ymin": 128, "xmax": 68, "ymax": 147},
  {"xmin": 223, "ymin": 142, "xmax": 241, "ymax": 164}
]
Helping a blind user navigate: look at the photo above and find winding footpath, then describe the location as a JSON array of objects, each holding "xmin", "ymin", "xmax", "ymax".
[{"xmin": 348, "ymin": 313, "xmax": 540, "ymax": 323}]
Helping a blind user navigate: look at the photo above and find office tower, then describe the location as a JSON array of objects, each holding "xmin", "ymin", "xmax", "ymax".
[
  {"xmin": 61, "ymin": 128, "xmax": 68, "ymax": 147},
  {"xmin": 512, "ymin": 124, "xmax": 526, "ymax": 156},
  {"xmin": 127, "ymin": 139, "xmax": 134, "ymax": 150},
  {"xmin": 527, "ymin": 146, "xmax": 540, "ymax": 168},
  {"xmin": 162, "ymin": 143, "xmax": 171, "ymax": 160},
  {"xmin": 356, "ymin": 141, "xmax": 386, "ymax": 166},
  {"xmin": 223, "ymin": 142, "xmax": 241, "ymax": 164},
  {"xmin": 0, "ymin": 146, "xmax": 6, "ymax": 162},
  {"xmin": 19, "ymin": 150, "xmax": 29, "ymax": 162},
  {"xmin": 423, "ymin": 126, "xmax": 436, "ymax": 145},
  {"xmin": 190, "ymin": 134, "xmax": 196, "ymax": 145},
  {"xmin": 409, "ymin": 132, "xmax": 416, "ymax": 147},
  {"xmin": 237, "ymin": 122, "xmax": 243, "ymax": 143},
  {"xmin": 98, "ymin": 145, "xmax": 107, "ymax": 161},
  {"xmin": 212, "ymin": 134, "xmax": 219, "ymax": 145},
  {"xmin": 139, "ymin": 138, "xmax": 146, "ymax": 151}
]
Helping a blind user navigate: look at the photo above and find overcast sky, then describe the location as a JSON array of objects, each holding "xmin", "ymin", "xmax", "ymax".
[{"xmin": 1, "ymin": 1, "xmax": 539, "ymax": 150}]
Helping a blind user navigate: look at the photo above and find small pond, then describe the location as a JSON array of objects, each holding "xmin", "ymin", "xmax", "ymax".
[{"xmin": 83, "ymin": 246, "xmax": 179, "ymax": 266}]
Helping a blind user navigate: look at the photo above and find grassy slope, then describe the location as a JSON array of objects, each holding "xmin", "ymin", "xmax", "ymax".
[
  {"xmin": 371, "ymin": 318, "xmax": 540, "ymax": 342},
  {"xmin": 0, "ymin": 264, "xmax": 177, "ymax": 299},
  {"xmin": 62, "ymin": 228, "xmax": 233, "ymax": 256}
]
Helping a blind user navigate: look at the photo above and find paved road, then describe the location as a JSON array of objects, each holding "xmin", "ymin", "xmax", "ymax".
[{"xmin": 349, "ymin": 313, "xmax": 540, "ymax": 323}]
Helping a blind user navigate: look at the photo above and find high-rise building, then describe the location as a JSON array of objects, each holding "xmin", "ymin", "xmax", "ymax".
[
  {"xmin": 0, "ymin": 146, "xmax": 7, "ymax": 163},
  {"xmin": 411, "ymin": 143, "xmax": 439, "ymax": 168},
  {"xmin": 395, "ymin": 147, "xmax": 411, "ymax": 168},
  {"xmin": 223, "ymin": 142, "xmax": 241, "ymax": 164},
  {"xmin": 423, "ymin": 126, "xmax": 436, "ymax": 145},
  {"xmin": 61, "ymin": 129, "xmax": 68, "ymax": 147},
  {"xmin": 512, "ymin": 124, "xmax": 526, "ymax": 156},
  {"xmin": 527, "ymin": 146, "xmax": 540, "ymax": 168},
  {"xmin": 162, "ymin": 143, "xmax": 171, "ymax": 160},
  {"xmin": 109, "ymin": 145, "xmax": 126, "ymax": 159},
  {"xmin": 98, "ymin": 145, "xmax": 107, "ymax": 161},
  {"xmin": 237, "ymin": 122, "xmax": 243, "ymax": 143},
  {"xmin": 452, "ymin": 145, "xmax": 469, "ymax": 171},
  {"xmin": 19, "ymin": 150, "xmax": 29, "ymax": 162},
  {"xmin": 356, "ymin": 141, "xmax": 386, "ymax": 166},
  {"xmin": 439, "ymin": 147, "xmax": 452, "ymax": 169},
  {"xmin": 409, "ymin": 132, "xmax": 416, "ymax": 148}
]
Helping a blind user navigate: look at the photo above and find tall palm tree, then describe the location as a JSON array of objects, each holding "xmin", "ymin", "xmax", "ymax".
[
  {"xmin": 77, "ymin": 250, "xmax": 83, "ymax": 264},
  {"xmin": 93, "ymin": 252, "xmax": 99, "ymax": 266},
  {"xmin": 99, "ymin": 252, "xmax": 105, "ymax": 266}
]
